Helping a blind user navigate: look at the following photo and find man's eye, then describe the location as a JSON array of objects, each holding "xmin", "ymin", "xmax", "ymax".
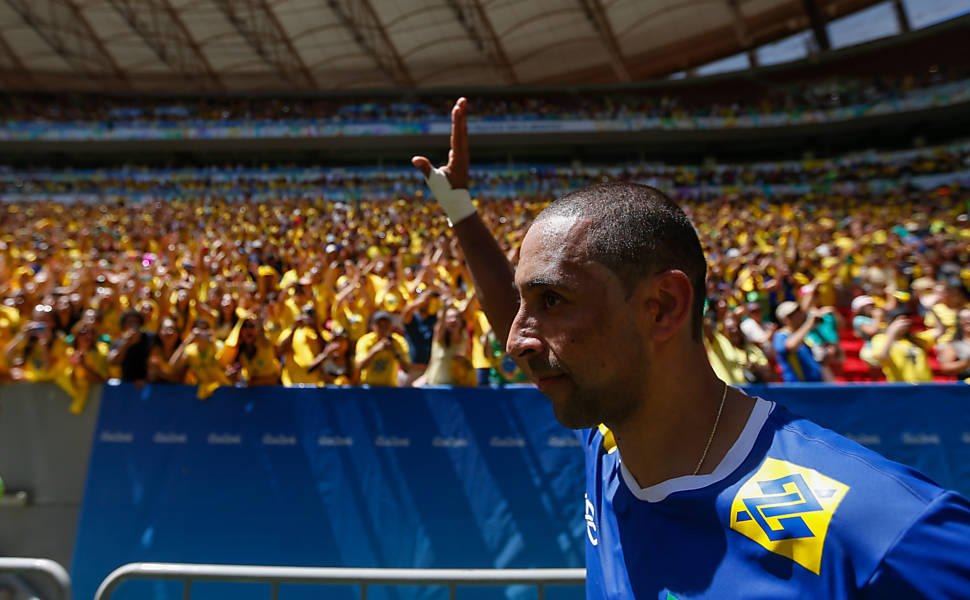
[{"xmin": 543, "ymin": 292, "xmax": 562, "ymax": 309}]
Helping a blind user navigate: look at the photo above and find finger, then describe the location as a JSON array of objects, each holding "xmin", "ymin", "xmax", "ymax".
[
  {"xmin": 454, "ymin": 97, "xmax": 468, "ymax": 160},
  {"xmin": 411, "ymin": 156, "xmax": 432, "ymax": 177},
  {"xmin": 449, "ymin": 98, "xmax": 469, "ymax": 187}
]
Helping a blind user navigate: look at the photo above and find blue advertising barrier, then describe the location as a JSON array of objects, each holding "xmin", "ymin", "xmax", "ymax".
[
  {"xmin": 72, "ymin": 383, "xmax": 969, "ymax": 600},
  {"xmin": 72, "ymin": 384, "xmax": 586, "ymax": 600}
]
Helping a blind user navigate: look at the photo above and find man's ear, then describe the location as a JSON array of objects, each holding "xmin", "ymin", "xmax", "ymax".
[{"xmin": 639, "ymin": 270, "xmax": 694, "ymax": 342}]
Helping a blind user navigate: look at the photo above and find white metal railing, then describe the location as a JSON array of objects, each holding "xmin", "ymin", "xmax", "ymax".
[
  {"xmin": 94, "ymin": 562, "xmax": 585, "ymax": 600},
  {"xmin": 0, "ymin": 557, "xmax": 72, "ymax": 600}
]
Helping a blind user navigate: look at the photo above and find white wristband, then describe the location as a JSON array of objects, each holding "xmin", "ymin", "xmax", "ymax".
[{"xmin": 425, "ymin": 167, "xmax": 476, "ymax": 225}]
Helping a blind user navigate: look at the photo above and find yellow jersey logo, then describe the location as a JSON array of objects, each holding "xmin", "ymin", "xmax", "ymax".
[
  {"xmin": 730, "ymin": 457, "xmax": 849, "ymax": 575},
  {"xmin": 597, "ymin": 424, "xmax": 617, "ymax": 454}
]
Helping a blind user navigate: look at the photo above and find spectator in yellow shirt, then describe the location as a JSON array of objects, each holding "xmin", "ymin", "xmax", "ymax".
[
  {"xmin": 413, "ymin": 305, "xmax": 473, "ymax": 387},
  {"xmin": 169, "ymin": 318, "xmax": 231, "ymax": 399},
  {"xmin": 703, "ymin": 309, "xmax": 748, "ymax": 386},
  {"xmin": 220, "ymin": 314, "xmax": 281, "ymax": 386},
  {"xmin": 871, "ymin": 308, "xmax": 933, "ymax": 383},
  {"xmin": 723, "ymin": 312, "xmax": 775, "ymax": 383},
  {"xmin": 4, "ymin": 304, "xmax": 63, "ymax": 383},
  {"xmin": 936, "ymin": 308, "xmax": 970, "ymax": 381},
  {"xmin": 278, "ymin": 304, "xmax": 327, "ymax": 386},
  {"xmin": 317, "ymin": 328, "xmax": 356, "ymax": 386},
  {"xmin": 464, "ymin": 295, "xmax": 494, "ymax": 385},
  {"xmin": 356, "ymin": 310, "xmax": 410, "ymax": 387},
  {"xmin": 923, "ymin": 278, "xmax": 970, "ymax": 346},
  {"xmin": 149, "ymin": 317, "xmax": 185, "ymax": 383},
  {"xmin": 0, "ymin": 292, "xmax": 24, "ymax": 380},
  {"xmin": 58, "ymin": 322, "xmax": 110, "ymax": 414}
]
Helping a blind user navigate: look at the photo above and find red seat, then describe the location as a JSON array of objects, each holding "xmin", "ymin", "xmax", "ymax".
[{"xmin": 839, "ymin": 338, "xmax": 864, "ymax": 355}]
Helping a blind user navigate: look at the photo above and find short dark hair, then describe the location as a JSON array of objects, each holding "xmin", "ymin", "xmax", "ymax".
[
  {"xmin": 534, "ymin": 182, "xmax": 707, "ymax": 341},
  {"xmin": 120, "ymin": 309, "xmax": 144, "ymax": 327},
  {"xmin": 885, "ymin": 307, "xmax": 913, "ymax": 323}
]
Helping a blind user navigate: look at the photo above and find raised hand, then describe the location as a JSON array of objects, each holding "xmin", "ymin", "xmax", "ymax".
[
  {"xmin": 411, "ymin": 97, "xmax": 469, "ymax": 189},
  {"xmin": 410, "ymin": 95, "xmax": 517, "ymax": 347},
  {"xmin": 411, "ymin": 98, "xmax": 476, "ymax": 224}
]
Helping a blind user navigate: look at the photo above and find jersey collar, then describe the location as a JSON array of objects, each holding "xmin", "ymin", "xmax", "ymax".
[{"xmin": 619, "ymin": 397, "xmax": 775, "ymax": 503}]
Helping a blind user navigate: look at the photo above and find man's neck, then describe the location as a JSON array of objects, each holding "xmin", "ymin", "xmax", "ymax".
[{"xmin": 609, "ymin": 357, "xmax": 756, "ymax": 489}]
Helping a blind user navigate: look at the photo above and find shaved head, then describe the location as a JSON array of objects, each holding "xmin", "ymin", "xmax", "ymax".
[{"xmin": 533, "ymin": 182, "xmax": 707, "ymax": 340}]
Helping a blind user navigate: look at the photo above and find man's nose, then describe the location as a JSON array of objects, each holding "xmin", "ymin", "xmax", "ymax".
[{"xmin": 506, "ymin": 308, "xmax": 544, "ymax": 359}]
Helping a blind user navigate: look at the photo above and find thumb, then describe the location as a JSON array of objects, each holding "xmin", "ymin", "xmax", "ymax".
[{"xmin": 411, "ymin": 156, "xmax": 432, "ymax": 178}]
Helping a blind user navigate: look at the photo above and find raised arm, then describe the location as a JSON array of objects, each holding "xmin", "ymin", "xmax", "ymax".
[{"xmin": 411, "ymin": 97, "xmax": 518, "ymax": 346}]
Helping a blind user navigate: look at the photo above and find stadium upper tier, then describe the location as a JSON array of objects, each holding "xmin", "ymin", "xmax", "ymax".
[
  {"xmin": 1, "ymin": 71, "xmax": 968, "ymax": 142},
  {"xmin": 2, "ymin": 140, "xmax": 968, "ymax": 203}
]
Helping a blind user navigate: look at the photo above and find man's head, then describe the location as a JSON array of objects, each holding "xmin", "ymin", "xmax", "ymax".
[
  {"xmin": 240, "ymin": 316, "xmax": 260, "ymax": 344},
  {"xmin": 159, "ymin": 317, "xmax": 178, "ymax": 342},
  {"xmin": 885, "ymin": 306, "xmax": 915, "ymax": 334},
  {"xmin": 137, "ymin": 300, "xmax": 155, "ymax": 322},
  {"xmin": 851, "ymin": 295, "xmax": 875, "ymax": 316},
  {"xmin": 775, "ymin": 301, "xmax": 803, "ymax": 328},
  {"xmin": 507, "ymin": 182, "xmax": 707, "ymax": 429},
  {"xmin": 191, "ymin": 317, "xmax": 213, "ymax": 345},
  {"xmin": 531, "ymin": 183, "xmax": 707, "ymax": 340},
  {"xmin": 120, "ymin": 309, "xmax": 144, "ymax": 332},
  {"xmin": 723, "ymin": 312, "xmax": 743, "ymax": 347},
  {"xmin": 297, "ymin": 304, "xmax": 317, "ymax": 328},
  {"xmin": 442, "ymin": 306, "xmax": 463, "ymax": 329},
  {"xmin": 371, "ymin": 310, "xmax": 394, "ymax": 337},
  {"xmin": 943, "ymin": 278, "xmax": 970, "ymax": 307}
]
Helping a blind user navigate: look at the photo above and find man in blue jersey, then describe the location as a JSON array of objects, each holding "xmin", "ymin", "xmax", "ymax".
[{"xmin": 412, "ymin": 98, "xmax": 970, "ymax": 599}]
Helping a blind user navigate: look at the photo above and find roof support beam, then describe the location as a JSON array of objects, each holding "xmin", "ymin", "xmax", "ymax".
[
  {"xmin": 2, "ymin": 0, "xmax": 129, "ymax": 86},
  {"xmin": 576, "ymin": 0, "xmax": 631, "ymax": 82},
  {"xmin": 539, "ymin": 0, "xmax": 878, "ymax": 83},
  {"xmin": 213, "ymin": 0, "xmax": 317, "ymax": 88},
  {"xmin": 325, "ymin": 0, "xmax": 414, "ymax": 88},
  {"xmin": 106, "ymin": 0, "xmax": 223, "ymax": 91},
  {"xmin": 0, "ymin": 30, "xmax": 34, "ymax": 87},
  {"xmin": 724, "ymin": 0, "xmax": 758, "ymax": 67},
  {"xmin": 801, "ymin": 0, "xmax": 831, "ymax": 52},
  {"xmin": 892, "ymin": 0, "xmax": 911, "ymax": 33},
  {"xmin": 445, "ymin": 0, "xmax": 517, "ymax": 85}
]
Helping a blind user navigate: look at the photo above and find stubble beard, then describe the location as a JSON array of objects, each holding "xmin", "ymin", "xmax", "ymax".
[
  {"xmin": 561, "ymin": 340, "xmax": 646, "ymax": 431},
  {"xmin": 551, "ymin": 384, "xmax": 603, "ymax": 430}
]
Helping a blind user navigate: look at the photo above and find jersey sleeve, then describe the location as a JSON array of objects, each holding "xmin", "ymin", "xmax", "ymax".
[
  {"xmin": 291, "ymin": 330, "xmax": 318, "ymax": 369},
  {"xmin": 862, "ymin": 491, "xmax": 970, "ymax": 598},
  {"xmin": 869, "ymin": 333, "xmax": 888, "ymax": 357},
  {"xmin": 772, "ymin": 330, "xmax": 788, "ymax": 356},
  {"xmin": 392, "ymin": 334, "xmax": 411, "ymax": 362},
  {"xmin": 355, "ymin": 333, "xmax": 376, "ymax": 364}
]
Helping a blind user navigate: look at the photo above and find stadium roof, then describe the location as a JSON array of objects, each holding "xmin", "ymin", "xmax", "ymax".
[{"xmin": 0, "ymin": 0, "xmax": 891, "ymax": 93}]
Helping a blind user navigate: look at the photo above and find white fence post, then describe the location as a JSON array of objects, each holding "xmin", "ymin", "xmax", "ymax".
[{"xmin": 0, "ymin": 557, "xmax": 72, "ymax": 600}]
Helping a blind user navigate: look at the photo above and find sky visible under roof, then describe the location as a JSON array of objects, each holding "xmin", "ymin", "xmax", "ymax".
[{"xmin": 691, "ymin": 0, "xmax": 970, "ymax": 77}]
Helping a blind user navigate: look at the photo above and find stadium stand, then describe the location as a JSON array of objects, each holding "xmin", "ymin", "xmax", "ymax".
[
  {"xmin": 2, "ymin": 3, "xmax": 970, "ymax": 598},
  {"xmin": 1, "ymin": 138, "xmax": 968, "ymax": 398}
]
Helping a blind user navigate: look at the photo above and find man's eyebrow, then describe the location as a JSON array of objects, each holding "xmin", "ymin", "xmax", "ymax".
[{"xmin": 523, "ymin": 276, "xmax": 566, "ymax": 290}]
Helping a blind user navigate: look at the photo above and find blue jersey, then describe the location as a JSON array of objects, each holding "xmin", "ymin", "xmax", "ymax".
[{"xmin": 582, "ymin": 398, "xmax": 970, "ymax": 599}]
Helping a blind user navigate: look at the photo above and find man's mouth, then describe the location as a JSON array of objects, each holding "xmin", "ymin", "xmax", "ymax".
[{"xmin": 534, "ymin": 372, "xmax": 567, "ymax": 392}]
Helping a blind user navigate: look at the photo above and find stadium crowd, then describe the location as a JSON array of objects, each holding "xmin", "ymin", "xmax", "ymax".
[
  {"xmin": 3, "ymin": 140, "xmax": 969, "ymax": 200},
  {"xmin": 1, "ymin": 157, "xmax": 968, "ymax": 409},
  {"xmin": 1, "ymin": 68, "xmax": 966, "ymax": 127}
]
